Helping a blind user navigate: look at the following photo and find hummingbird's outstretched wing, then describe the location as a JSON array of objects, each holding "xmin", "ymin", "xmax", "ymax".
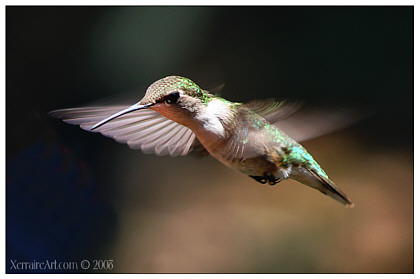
[
  {"xmin": 274, "ymin": 108, "xmax": 359, "ymax": 142},
  {"xmin": 245, "ymin": 99, "xmax": 359, "ymax": 142},
  {"xmin": 205, "ymin": 84, "xmax": 225, "ymax": 96},
  {"xmin": 244, "ymin": 99, "xmax": 302, "ymax": 123},
  {"xmin": 214, "ymin": 101, "xmax": 360, "ymax": 161},
  {"xmin": 49, "ymin": 106, "xmax": 196, "ymax": 156}
]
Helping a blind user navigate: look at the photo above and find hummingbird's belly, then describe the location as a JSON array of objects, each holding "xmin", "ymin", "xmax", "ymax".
[
  {"xmin": 194, "ymin": 131, "xmax": 283, "ymax": 178},
  {"xmin": 212, "ymin": 151, "xmax": 280, "ymax": 177},
  {"xmin": 192, "ymin": 115, "xmax": 286, "ymax": 178}
]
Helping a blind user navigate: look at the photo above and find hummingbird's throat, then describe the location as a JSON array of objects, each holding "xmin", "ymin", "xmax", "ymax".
[{"xmin": 151, "ymin": 103, "xmax": 197, "ymax": 130}]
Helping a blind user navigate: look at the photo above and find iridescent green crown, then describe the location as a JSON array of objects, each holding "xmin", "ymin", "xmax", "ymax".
[{"xmin": 140, "ymin": 76, "xmax": 208, "ymax": 104}]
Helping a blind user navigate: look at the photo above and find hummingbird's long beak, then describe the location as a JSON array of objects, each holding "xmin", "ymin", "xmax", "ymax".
[{"xmin": 90, "ymin": 102, "xmax": 153, "ymax": 131}]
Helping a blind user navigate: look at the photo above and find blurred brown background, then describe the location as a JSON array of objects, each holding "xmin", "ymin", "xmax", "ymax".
[{"xmin": 6, "ymin": 6, "xmax": 413, "ymax": 273}]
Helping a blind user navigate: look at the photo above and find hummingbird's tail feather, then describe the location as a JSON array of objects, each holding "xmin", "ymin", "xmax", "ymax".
[
  {"xmin": 313, "ymin": 172, "xmax": 354, "ymax": 208},
  {"xmin": 291, "ymin": 167, "xmax": 354, "ymax": 207}
]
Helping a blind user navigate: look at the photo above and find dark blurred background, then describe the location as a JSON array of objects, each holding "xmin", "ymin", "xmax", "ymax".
[{"xmin": 6, "ymin": 6, "xmax": 413, "ymax": 273}]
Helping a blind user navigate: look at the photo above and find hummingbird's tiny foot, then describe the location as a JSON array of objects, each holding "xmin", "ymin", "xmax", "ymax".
[
  {"xmin": 249, "ymin": 175, "xmax": 267, "ymax": 184},
  {"xmin": 250, "ymin": 173, "xmax": 280, "ymax": 185},
  {"xmin": 264, "ymin": 173, "xmax": 280, "ymax": 186}
]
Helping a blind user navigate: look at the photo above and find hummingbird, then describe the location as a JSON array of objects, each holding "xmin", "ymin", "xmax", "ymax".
[{"xmin": 50, "ymin": 76, "xmax": 354, "ymax": 207}]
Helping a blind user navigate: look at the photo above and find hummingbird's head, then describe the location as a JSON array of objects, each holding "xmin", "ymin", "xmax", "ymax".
[
  {"xmin": 90, "ymin": 76, "xmax": 211, "ymax": 130},
  {"xmin": 139, "ymin": 76, "xmax": 209, "ymax": 105},
  {"xmin": 139, "ymin": 76, "xmax": 212, "ymax": 127}
]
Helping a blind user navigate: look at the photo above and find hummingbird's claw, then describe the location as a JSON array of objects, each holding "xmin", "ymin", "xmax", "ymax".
[
  {"xmin": 250, "ymin": 173, "xmax": 281, "ymax": 185},
  {"xmin": 266, "ymin": 173, "xmax": 281, "ymax": 185},
  {"xmin": 249, "ymin": 175, "xmax": 267, "ymax": 184}
]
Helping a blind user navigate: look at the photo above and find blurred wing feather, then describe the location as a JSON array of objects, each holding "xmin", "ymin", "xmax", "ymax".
[
  {"xmin": 274, "ymin": 108, "xmax": 360, "ymax": 142},
  {"xmin": 244, "ymin": 99, "xmax": 302, "ymax": 123},
  {"xmin": 245, "ymin": 100, "xmax": 360, "ymax": 142},
  {"xmin": 49, "ymin": 106, "xmax": 197, "ymax": 156}
]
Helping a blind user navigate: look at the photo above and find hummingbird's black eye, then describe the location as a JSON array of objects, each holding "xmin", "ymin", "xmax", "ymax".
[{"xmin": 164, "ymin": 91, "xmax": 180, "ymax": 104}]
